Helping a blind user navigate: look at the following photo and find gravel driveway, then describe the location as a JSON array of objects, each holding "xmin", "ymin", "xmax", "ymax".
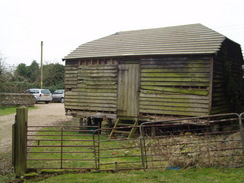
[{"xmin": 0, "ymin": 103, "xmax": 72, "ymax": 174}]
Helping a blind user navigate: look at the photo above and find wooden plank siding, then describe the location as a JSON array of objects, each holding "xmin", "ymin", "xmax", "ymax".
[
  {"xmin": 64, "ymin": 52, "xmax": 242, "ymax": 118},
  {"xmin": 65, "ymin": 59, "xmax": 118, "ymax": 113},
  {"xmin": 211, "ymin": 39, "xmax": 244, "ymax": 114},
  {"xmin": 65, "ymin": 61, "xmax": 78, "ymax": 90},
  {"xmin": 117, "ymin": 64, "xmax": 140, "ymax": 118},
  {"xmin": 139, "ymin": 57, "xmax": 211, "ymax": 116}
]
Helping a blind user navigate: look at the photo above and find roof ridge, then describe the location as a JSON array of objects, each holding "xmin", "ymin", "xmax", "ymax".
[{"xmin": 117, "ymin": 23, "xmax": 204, "ymax": 34}]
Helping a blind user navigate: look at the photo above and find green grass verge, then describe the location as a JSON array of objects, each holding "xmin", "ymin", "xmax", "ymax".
[
  {"xmin": 0, "ymin": 106, "xmax": 37, "ymax": 116},
  {"xmin": 21, "ymin": 167, "xmax": 244, "ymax": 183},
  {"xmin": 0, "ymin": 173, "xmax": 16, "ymax": 183}
]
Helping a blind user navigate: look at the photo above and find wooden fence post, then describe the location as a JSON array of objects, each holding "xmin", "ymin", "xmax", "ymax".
[{"xmin": 12, "ymin": 106, "xmax": 28, "ymax": 177}]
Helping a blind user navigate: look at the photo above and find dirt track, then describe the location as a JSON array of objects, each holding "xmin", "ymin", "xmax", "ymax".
[{"xmin": 0, "ymin": 103, "xmax": 71, "ymax": 173}]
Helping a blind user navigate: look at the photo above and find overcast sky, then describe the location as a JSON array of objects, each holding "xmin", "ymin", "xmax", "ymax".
[{"xmin": 1, "ymin": 0, "xmax": 244, "ymax": 67}]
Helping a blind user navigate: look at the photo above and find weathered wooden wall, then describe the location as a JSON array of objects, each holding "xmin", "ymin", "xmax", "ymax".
[
  {"xmin": 117, "ymin": 64, "xmax": 140, "ymax": 118},
  {"xmin": 65, "ymin": 60, "xmax": 78, "ymax": 90},
  {"xmin": 64, "ymin": 50, "xmax": 243, "ymax": 118},
  {"xmin": 211, "ymin": 39, "xmax": 244, "ymax": 114},
  {"xmin": 65, "ymin": 59, "xmax": 118, "ymax": 113},
  {"xmin": 139, "ymin": 57, "xmax": 211, "ymax": 116}
]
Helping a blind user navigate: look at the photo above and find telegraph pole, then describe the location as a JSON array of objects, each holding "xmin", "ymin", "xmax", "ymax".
[{"xmin": 40, "ymin": 41, "xmax": 43, "ymax": 89}]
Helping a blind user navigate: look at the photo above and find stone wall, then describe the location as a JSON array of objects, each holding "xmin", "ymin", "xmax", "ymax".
[{"xmin": 0, "ymin": 93, "xmax": 35, "ymax": 107}]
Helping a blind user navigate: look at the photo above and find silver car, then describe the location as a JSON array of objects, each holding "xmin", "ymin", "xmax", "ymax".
[
  {"xmin": 25, "ymin": 88, "xmax": 52, "ymax": 104},
  {"xmin": 52, "ymin": 89, "xmax": 65, "ymax": 103}
]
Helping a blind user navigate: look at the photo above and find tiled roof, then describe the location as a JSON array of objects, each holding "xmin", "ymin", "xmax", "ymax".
[{"xmin": 64, "ymin": 24, "xmax": 226, "ymax": 60}]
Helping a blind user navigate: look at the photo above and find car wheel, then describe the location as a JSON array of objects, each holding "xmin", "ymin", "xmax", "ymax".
[
  {"xmin": 45, "ymin": 101, "xmax": 49, "ymax": 104},
  {"xmin": 60, "ymin": 98, "xmax": 64, "ymax": 103}
]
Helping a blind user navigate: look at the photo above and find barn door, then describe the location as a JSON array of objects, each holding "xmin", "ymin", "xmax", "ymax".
[{"xmin": 117, "ymin": 64, "xmax": 140, "ymax": 118}]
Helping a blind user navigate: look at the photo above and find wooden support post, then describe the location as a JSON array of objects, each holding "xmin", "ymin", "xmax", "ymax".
[{"xmin": 12, "ymin": 106, "xmax": 28, "ymax": 177}]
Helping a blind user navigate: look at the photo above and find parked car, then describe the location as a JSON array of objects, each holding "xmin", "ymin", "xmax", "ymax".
[
  {"xmin": 25, "ymin": 88, "xmax": 52, "ymax": 104},
  {"xmin": 52, "ymin": 89, "xmax": 65, "ymax": 103}
]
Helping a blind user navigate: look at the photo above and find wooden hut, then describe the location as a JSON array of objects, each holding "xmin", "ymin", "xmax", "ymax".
[{"xmin": 63, "ymin": 24, "xmax": 243, "ymax": 126}]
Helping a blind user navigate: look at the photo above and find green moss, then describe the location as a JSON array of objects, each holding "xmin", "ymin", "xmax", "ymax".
[
  {"xmin": 141, "ymin": 86, "xmax": 209, "ymax": 96},
  {"xmin": 40, "ymin": 169, "xmax": 66, "ymax": 174},
  {"xmin": 24, "ymin": 172, "xmax": 39, "ymax": 179},
  {"xmin": 141, "ymin": 72, "xmax": 209, "ymax": 78}
]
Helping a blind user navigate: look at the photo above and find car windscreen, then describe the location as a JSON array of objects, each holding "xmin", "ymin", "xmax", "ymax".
[
  {"xmin": 29, "ymin": 89, "xmax": 39, "ymax": 94},
  {"xmin": 53, "ymin": 90, "xmax": 64, "ymax": 94},
  {"xmin": 41, "ymin": 89, "xmax": 51, "ymax": 94}
]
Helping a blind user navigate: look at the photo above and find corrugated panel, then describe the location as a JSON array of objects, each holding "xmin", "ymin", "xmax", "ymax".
[{"xmin": 64, "ymin": 24, "xmax": 225, "ymax": 59}]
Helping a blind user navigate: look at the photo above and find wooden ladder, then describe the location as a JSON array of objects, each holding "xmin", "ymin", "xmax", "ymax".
[{"xmin": 109, "ymin": 118, "xmax": 138, "ymax": 139}]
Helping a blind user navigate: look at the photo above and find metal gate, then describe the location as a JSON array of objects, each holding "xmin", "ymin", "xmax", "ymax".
[
  {"xmin": 140, "ymin": 113, "xmax": 244, "ymax": 169},
  {"xmin": 26, "ymin": 124, "xmax": 99, "ymax": 170},
  {"xmin": 13, "ymin": 110, "xmax": 244, "ymax": 175}
]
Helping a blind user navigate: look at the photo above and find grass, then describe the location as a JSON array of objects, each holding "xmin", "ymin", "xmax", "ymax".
[
  {"xmin": 0, "ymin": 106, "xmax": 37, "ymax": 116},
  {"xmin": 21, "ymin": 167, "xmax": 244, "ymax": 183}
]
